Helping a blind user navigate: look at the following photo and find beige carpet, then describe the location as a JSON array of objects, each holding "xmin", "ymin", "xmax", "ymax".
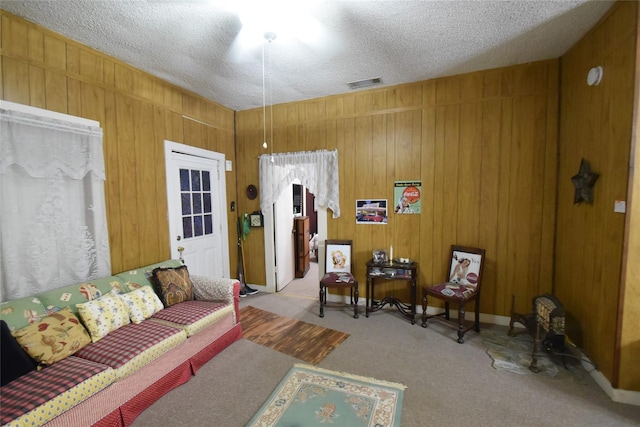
[{"xmin": 131, "ymin": 291, "xmax": 640, "ymax": 427}]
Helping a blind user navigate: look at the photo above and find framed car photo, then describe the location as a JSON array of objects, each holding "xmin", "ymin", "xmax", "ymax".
[{"xmin": 356, "ymin": 199, "xmax": 388, "ymax": 224}]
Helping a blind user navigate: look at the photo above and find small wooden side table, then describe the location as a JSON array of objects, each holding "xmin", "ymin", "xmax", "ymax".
[{"xmin": 365, "ymin": 260, "xmax": 417, "ymax": 324}]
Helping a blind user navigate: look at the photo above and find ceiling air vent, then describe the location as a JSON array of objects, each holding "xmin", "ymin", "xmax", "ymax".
[{"xmin": 347, "ymin": 77, "xmax": 382, "ymax": 90}]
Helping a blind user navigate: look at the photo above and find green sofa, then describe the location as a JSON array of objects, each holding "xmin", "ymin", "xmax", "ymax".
[{"xmin": 0, "ymin": 259, "xmax": 243, "ymax": 427}]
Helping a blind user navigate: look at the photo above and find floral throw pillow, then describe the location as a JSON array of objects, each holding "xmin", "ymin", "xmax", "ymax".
[
  {"xmin": 119, "ymin": 286, "xmax": 165, "ymax": 324},
  {"xmin": 13, "ymin": 307, "xmax": 91, "ymax": 366},
  {"xmin": 151, "ymin": 265, "xmax": 194, "ymax": 307},
  {"xmin": 77, "ymin": 292, "xmax": 130, "ymax": 342}
]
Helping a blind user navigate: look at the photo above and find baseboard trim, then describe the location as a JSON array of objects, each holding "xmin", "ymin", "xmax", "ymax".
[
  {"xmin": 566, "ymin": 346, "xmax": 640, "ymax": 406},
  {"xmin": 325, "ymin": 295, "xmax": 518, "ymax": 327}
]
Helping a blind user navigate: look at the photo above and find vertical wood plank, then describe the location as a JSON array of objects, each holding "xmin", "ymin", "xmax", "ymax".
[
  {"xmin": 153, "ymin": 106, "xmax": 171, "ymax": 262},
  {"xmin": 28, "ymin": 64, "xmax": 45, "ymax": 108},
  {"xmin": 134, "ymin": 101, "xmax": 160, "ymax": 265},
  {"xmin": 2, "ymin": 57, "xmax": 30, "ymax": 104},
  {"xmin": 44, "ymin": 34, "xmax": 66, "ymax": 71},
  {"xmin": 115, "ymin": 94, "xmax": 141, "ymax": 270},
  {"xmin": 27, "ymin": 27, "xmax": 44, "ymax": 63},
  {"xmin": 104, "ymin": 90, "xmax": 122, "ymax": 273},
  {"xmin": 44, "ymin": 70, "xmax": 68, "ymax": 113},
  {"xmin": 420, "ymin": 82, "xmax": 436, "ymax": 283},
  {"xmin": 1, "ymin": 14, "xmax": 28, "ymax": 57},
  {"xmin": 478, "ymin": 98, "xmax": 501, "ymax": 314},
  {"xmin": 80, "ymin": 49, "xmax": 104, "ymax": 83}
]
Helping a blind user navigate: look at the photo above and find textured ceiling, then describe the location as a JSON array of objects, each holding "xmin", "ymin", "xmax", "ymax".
[{"xmin": 1, "ymin": 1, "xmax": 615, "ymax": 111}]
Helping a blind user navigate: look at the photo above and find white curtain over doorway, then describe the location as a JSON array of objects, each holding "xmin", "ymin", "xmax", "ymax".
[
  {"xmin": 0, "ymin": 102, "xmax": 110, "ymax": 301},
  {"xmin": 259, "ymin": 149, "xmax": 340, "ymax": 218}
]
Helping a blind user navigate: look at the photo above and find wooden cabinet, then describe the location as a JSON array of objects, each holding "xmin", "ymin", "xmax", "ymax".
[{"xmin": 294, "ymin": 216, "xmax": 310, "ymax": 278}]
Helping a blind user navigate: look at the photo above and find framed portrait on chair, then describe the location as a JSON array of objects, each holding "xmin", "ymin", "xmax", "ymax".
[
  {"xmin": 448, "ymin": 248, "xmax": 484, "ymax": 288},
  {"xmin": 325, "ymin": 240, "xmax": 352, "ymax": 273}
]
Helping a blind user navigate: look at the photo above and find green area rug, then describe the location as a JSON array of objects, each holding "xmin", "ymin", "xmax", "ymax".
[{"xmin": 246, "ymin": 364, "xmax": 406, "ymax": 427}]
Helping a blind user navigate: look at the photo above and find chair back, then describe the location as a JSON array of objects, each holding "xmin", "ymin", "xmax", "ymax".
[
  {"xmin": 447, "ymin": 245, "xmax": 485, "ymax": 294},
  {"xmin": 324, "ymin": 240, "xmax": 354, "ymax": 274}
]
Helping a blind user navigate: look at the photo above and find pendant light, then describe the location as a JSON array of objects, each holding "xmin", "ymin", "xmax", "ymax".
[{"xmin": 262, "ymin": 32, "xmax": 276, "ymax": 158}]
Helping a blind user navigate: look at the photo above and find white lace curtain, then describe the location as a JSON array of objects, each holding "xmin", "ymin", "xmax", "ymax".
[
  {"xmin": 0, "ymin": 104, "xmax": 111, "ymax": 301},
  {"xmin": 259, "ymin": 149, "xmax": 340, "ymax": 218}
]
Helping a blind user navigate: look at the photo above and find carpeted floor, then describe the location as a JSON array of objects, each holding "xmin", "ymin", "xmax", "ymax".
[
  {"xmin": 240, "ymin": 305, "xmax": 350, "ymax": 365},
  {"xmin": 131, "ymin": 286, "xmax": 640, "ymax": 427}
]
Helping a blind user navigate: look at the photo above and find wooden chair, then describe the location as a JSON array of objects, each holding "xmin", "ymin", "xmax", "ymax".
[
  {"xmin": 319, "ymin": 240, "xmax": 359, "ymax": 318},
  {"xmin": 421, "ymin": 245, "xmax": 486, "ymax": 343}
]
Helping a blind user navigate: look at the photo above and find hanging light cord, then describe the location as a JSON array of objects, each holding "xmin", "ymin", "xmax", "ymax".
[
  {"xmin": 262, "ymin": 40, "xmax": 267, "ymax": 150},
  {"xmin": 268, "ymin": 37, "xmax": 274, "ymax": 157}
]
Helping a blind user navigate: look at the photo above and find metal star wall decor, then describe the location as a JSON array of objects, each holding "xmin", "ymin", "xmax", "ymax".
[{"xmin": 571, "ymin": 158, "xmax": 599, "ymax": 204}]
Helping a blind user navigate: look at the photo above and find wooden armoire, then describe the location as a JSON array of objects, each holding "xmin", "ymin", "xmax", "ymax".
[{"xmin": 294, "ymin": 216, "xmax": 310, "ymax": 278}]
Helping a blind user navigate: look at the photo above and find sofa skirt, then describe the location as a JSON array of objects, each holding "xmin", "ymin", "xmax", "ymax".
[{"xmin": 43, "ymin": 311, "xmax": 242, "ymax": 427}]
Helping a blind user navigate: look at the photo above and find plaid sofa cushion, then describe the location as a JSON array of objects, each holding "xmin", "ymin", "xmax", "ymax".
[
  {"xmin": 74, "ymin": 321, "xmax": 186, "ymax": 379},
  {"xmin": 150, "ymin": 300, "xmax": 233, "ymax": 337},
  {"xmin": 0, "ymin": 356, "xmax": 115, "ymax": 426}
]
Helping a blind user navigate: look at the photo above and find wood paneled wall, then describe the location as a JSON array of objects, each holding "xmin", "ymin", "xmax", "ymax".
[
  {"xmin": 0, "ymin": 11, "xmax": 238, "ymax": 275},
  {"xmin": 3, "ymin": 3, "xmax": 637, "ymax": 393},
  {"xmin": 236, "ymin": 61, "xmax": 559, "ymax": 317},
  {"xmin": 557, "ymin": 1, "xmax": 638, "ymax": 390}
]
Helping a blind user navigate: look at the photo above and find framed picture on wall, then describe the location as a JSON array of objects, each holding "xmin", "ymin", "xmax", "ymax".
[
  {"xmin": 394, "ymin": 181, "xmax": 422, "ymax": 214},
  {"xmin": 356, "ymin": 199, "xmax": 388, "ymax": 224}
]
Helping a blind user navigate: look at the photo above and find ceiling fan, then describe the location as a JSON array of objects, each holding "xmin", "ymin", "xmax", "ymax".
[{"xmin": 225, "ymin": 0, "xmax": 342, "ymax": 63}]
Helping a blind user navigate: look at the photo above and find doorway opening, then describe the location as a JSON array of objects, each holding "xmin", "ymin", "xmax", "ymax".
[
  {"xmin": 274, "ymin": 182, "xmax": 318, "ymax": 293},
  {"xmin": 259, "ymin": 149, "xmax": 339, "ymax": 294},
  {"xmin": 263, "ymin": 182, "xmax": 328, "ymax": 298}
]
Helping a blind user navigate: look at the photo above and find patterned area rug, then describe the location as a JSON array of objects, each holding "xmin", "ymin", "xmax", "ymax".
[
  {"xmin": 240, "ymin": 306, "xmax": 350, "ymax": 365},
  {"xmin": 246, "ymin": 364, "xmax": 405, "ymax": 427},
  {"xmin": 481, "ymin": 328, "xmax": 589, "ymax": 383}
]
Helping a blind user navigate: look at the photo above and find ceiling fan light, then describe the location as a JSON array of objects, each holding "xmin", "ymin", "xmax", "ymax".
[{"xmin": 347, "ymin": 77, "xmax": 382, "ymax": 90}]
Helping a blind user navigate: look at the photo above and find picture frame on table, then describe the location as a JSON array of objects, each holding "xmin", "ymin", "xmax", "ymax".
[{"xmin": 372, "ymin": 249, "xmax": 388, "ymax": 264}]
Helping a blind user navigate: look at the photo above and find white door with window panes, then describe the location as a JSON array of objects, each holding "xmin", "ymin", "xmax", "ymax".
[{"xmin": 164, "ymin": 141, "xmax": 229, "ymax": 278}]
